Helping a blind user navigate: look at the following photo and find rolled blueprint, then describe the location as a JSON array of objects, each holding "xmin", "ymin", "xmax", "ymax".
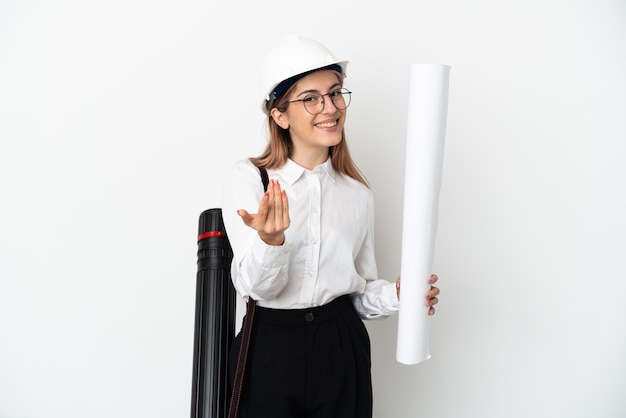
[{"xmin": 396, "ymin": 64, "xmax": 450, "ymax": 365}]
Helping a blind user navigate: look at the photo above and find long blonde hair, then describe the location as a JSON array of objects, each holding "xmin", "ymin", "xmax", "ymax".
[{"xmin": 249, "ymin": 72, "xmax": 368, "ymax": 187}]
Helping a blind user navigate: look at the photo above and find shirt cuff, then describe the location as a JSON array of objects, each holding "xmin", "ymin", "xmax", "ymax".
[
  {"xmin": 382, "ymin": 281, "xmax": 401, "ymax": 311},
  {"xmin": 251, "ymin": 235, "xmax": 291, "ymax": 267}
]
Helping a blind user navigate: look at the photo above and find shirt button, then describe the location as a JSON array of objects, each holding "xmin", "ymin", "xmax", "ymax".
[{"xmin": 305, "ymin": 312, "xmax": 314, "ymax": 322}]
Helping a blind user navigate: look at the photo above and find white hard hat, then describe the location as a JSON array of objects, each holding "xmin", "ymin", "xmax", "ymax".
[{"xmin": 260, "ymin": 35, "xmax": 348, "ymax": 114}]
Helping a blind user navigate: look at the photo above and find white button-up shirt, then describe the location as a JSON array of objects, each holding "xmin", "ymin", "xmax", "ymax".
[{"xmin": 222, "ymin": 158, "xmax": 399, "ymax": 319}]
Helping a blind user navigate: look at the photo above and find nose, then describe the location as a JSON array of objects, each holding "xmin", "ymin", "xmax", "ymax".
[{"xmin": 320, "ymin": 93, "xmax": 339, "ymax": 114}]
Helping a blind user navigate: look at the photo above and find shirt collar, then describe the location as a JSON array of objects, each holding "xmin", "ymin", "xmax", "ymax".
[
  {"xmin": 319, "ymin": 158, "xmax": 337, "ymax": 182},
  {"xmin": 281, "ymin": 158, "xmax": 337, "ymax": 185}
]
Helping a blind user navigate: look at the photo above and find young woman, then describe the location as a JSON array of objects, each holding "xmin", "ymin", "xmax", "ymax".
[{"xmin": 222, "ymin": 35, "xmax": 440, "ymax": 418}]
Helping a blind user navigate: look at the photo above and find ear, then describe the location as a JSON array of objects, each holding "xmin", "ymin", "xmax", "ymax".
[{"xmin": 270, "ymin": 108, "xmax": 290, "ymax": 130}]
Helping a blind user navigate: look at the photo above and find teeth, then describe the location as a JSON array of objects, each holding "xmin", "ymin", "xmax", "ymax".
[{"xmin": 316, "ymin": 121, "xmax": 337, "ymax": 128}]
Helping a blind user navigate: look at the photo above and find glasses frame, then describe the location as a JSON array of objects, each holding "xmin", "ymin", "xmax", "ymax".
[{"xmin": 285, "ymin": 88, "xmax": 352, "ymax": 115}]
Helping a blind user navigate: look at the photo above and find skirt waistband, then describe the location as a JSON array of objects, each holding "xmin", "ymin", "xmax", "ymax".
[{"xmin": 250, "ymin": 295, "xmax": 354, "ymax": 326}]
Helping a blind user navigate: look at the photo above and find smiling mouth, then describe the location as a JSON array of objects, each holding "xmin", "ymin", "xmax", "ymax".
[{"xmin": 315, "ymin": 120, "xmax": 338, "ymax": 128}]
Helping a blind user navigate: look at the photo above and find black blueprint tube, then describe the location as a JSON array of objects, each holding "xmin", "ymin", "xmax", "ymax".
[{"xmin": 191, "ymin": 208, "xmax": 236, "ymax": 418}]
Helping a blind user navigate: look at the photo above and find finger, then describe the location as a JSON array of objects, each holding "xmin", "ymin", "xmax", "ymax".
[
  {"xmin": 281, "ymin": 189, "xmax": 290, "ymax": 227},
  {"xmin": 271, "ymin": 180, "xmax": 284, "ymax": 226},
  {"xmin": 427, "ymin": 286, "xmax": 440, "ymax": 298},
  {"xmin": 429, "ymin": 274, "xmax": 438, "ymax": 284},
  {"xmin": 264, "ymin": 180, "xmax": 281, "ymax": 232},
  {"xmin": 392, "ymin": 277, "xmax": 400, "ymax": 299},
  {"xmin": 257, "ymin": 192, "xmax": 270, "ymax": 224},
  {"xmin": 424, "ymin": 286, "xmax": 439, "ymax": 299},
  {"xmin": 425, "ymin": 297, "xmax": 438, "ymax": 307},
  {"xmin": 428, "ymin": 306, "xmax": 436, "ymax": 316},
  {"xmin": 237, "ymin": 209, "xmax": 255, "ymax": 227}
]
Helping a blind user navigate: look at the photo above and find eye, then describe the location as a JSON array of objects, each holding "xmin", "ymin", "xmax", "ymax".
[
  {"xmin": 302, "ymin": 95, "xmax": 320, "ymax": 103},
  {"xmin": 328, "ymin": 89, "xmax": 342, "ymax": 99}
]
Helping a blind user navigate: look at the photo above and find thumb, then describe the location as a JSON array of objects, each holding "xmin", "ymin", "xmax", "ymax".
[{"xmin": 237, "ymin": 209, "xmax": 255, "ymax": 227}]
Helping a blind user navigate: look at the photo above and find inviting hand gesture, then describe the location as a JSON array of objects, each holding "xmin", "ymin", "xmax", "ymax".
[{"xmin": 237, "ymin": 179, "xmax": 290, "ymax": 246}]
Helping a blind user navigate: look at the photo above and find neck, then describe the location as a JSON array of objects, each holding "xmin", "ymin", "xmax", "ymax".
[{"xmin": 290, "ymin": 147, "xmax": 329, "ymax": 170}]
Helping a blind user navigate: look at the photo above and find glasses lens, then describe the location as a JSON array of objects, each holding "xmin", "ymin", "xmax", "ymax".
[
  {"xmin": 303, "ymin": 94, "xmax": 323, "ymax": 115},
  {"xmin": 332, "ymin": 89, "xmax": 351, "ymax": 110}
]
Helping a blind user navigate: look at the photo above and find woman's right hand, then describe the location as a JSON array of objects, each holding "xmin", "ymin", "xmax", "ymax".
[{"xmin": 237, "ymin": 179, "xmax": 290, "ymax": 246}]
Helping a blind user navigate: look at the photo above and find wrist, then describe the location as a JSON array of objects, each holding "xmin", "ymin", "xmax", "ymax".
[{"xmin": 259, "ymin": 233, "xmax": 285, "ymax": 246}]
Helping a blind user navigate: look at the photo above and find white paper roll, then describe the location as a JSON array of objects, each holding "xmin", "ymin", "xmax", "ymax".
[{"xmin": 396, "ymin": 64, "xmax": 450, "ymax": 365}]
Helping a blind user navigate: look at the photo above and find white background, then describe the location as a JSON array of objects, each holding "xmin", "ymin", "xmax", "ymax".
[{"xmin": 1, "ymin": 1, "xmax": 625, "ymax": 417}]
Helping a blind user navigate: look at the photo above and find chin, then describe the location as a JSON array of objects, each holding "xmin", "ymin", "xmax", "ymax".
[{"xmin": 325, "ymin": 135, "xmax": 343, "ymax": 148}]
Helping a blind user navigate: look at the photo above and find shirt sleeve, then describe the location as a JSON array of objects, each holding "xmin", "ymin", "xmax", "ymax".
[
  {"xmin": 221, "ymin": 160, "xmax": 292, "ymax": 301},
  {"xmin": 351, "ymin": 191, "xmax": 401, "ymax": 320}
]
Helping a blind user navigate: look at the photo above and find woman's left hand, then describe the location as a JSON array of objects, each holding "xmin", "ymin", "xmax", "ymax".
[{"xmin": 396, "ymin": 274, "xmax": 440, "ymax": 316}]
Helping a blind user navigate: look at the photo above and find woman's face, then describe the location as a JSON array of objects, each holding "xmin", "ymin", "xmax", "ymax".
[{"xmin": 271, "ymin": 70, "xmax": 346, "ymax": 164}]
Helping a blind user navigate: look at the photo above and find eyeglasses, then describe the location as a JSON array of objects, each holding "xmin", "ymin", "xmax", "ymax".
[{"xmin": 286, "ymin": 88, "xmax": 352, "ymax": 115}]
